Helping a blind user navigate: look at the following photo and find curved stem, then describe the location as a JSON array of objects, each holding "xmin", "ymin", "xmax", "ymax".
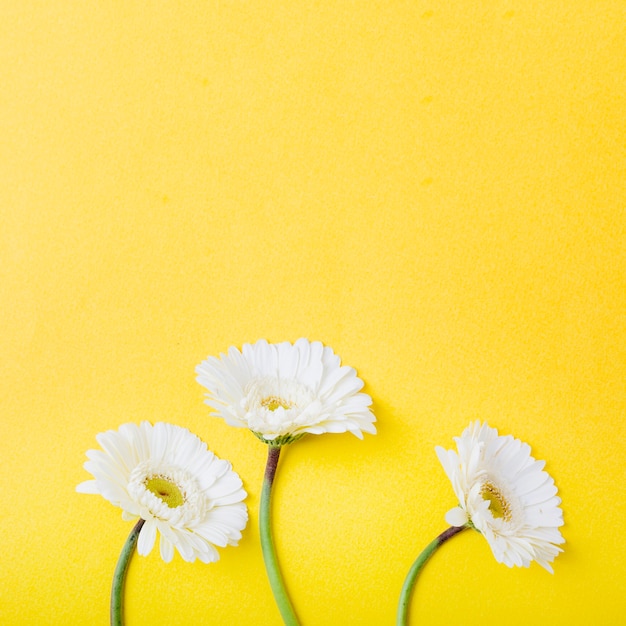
[
  {"xmin": 111, "ymin": 518, "xmax": 145, "ymax": 626},
  {"xmin": 396, "ymin": 525, "xmax": 469, "ymax": 626},
  {"xmin": 259, "ymin": 445, "xmax": 300, "ymax": 626}
]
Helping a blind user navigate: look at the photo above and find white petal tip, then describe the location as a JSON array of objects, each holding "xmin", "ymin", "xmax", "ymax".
[
  {"xmin": 76, "ymin": 480, "xmax": 99, "ymax": 494},
  {"xmin": 445, "ymin": 506, "xmax": 469, "ymax": 527}
]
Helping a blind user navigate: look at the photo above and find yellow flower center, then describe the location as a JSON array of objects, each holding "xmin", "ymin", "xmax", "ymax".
[
  {"xmin": 261, "ymin": 396, "xmax": 293, "ymax": 411},
  {"xmin": 144, "ymin": 476, "xmax": 184, "ymax": 508},
  {"xmin": 480, "ymin": 481, "xmax": 512, "ymax": 521}
]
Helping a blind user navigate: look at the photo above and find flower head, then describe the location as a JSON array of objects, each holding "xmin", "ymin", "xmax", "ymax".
[
  {"xmin": 196, "ymin": 338, "xmax": 376, "ymax": 445},
  {"xmin": 77, "ymin": 422, "xmax": 248, "ymax": 563},
  {"xmin": 436, "ymin": 421, "xmax": 564, "ymax": 572}
]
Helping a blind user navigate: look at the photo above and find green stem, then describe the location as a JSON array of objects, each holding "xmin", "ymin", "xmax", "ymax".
[
  {"xmin": 111, "ymin": 518, "xmax": 145, "ymax": 626},
  {"xmin": 259, "ymin": 445, "xmax": 300, "ymax": 626},
  {"xmin": 396, "ymin": 525, "xmax": 469, "ymax": 626}
]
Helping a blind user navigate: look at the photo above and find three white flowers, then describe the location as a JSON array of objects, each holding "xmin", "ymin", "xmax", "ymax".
[{"xmin": 77, "ymin": 338, "xmax": 565, "ymax": 626}]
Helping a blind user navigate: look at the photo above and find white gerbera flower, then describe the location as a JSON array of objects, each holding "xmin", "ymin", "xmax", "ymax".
[
  {"xmin": 196, "ymin": 338, "xmax": 376, "ymax": 445},
  {"xmin": 77, "ymin": 422, "xmax": 248, "ymax": 563},
  {"xmin": 436, "ymin": 421, "xmax": 565, "ymax": 573}
]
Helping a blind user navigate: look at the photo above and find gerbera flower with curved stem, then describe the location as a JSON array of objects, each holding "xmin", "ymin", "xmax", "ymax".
[
  {"xmin": 195, "ymin": 338, "xmax": 376, "ymax": 446},
  {"xmin": 397, "ymin": 422, "xmax": 564, "ymax": 626},
  {"xmin": 435, "ymin": 420, "xmax": 565, "ymax": 572},
  {"xmin": 77, "ymin": 422, "xmax": 247, "ymax": 625},
  {"xmin": 196, "ymin": 339, "xmax": 376, "ymax": 626}
]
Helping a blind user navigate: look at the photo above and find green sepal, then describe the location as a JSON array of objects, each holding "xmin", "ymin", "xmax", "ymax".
[{"xmin": 253, "ymin": 431, "xmax": 306, "ymax": 447}]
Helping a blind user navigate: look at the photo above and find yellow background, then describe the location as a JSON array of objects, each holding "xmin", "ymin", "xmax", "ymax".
[{"xmin": 2, "ymin": 2, "xmax": 625, "ymax": 624}]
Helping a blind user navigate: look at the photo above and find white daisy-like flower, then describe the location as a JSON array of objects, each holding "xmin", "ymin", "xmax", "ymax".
[
  {"xmin": 436, "ymin": 421, "xmax": 565, "ymax": 573},
  {"xmin": 196, "ymin": 338, "xmax": 376, "ymax": 445},
  {"xmin": 77, "ymin": 421, "xmax": 248, "ymax": 563}
]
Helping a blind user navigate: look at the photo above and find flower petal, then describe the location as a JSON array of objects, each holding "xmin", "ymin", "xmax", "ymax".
[
  {"xmin": 137, "ymin": 520, "xmax": 157, "ymax": 556},
  {"xmin": 445, "ymin": 506, "xmax": 469, "ymax": 527}
]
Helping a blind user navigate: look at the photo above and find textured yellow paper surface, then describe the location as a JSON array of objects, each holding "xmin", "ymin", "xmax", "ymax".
[{"xmin": 1, "ymin": 3, "xmax": 625, "ymax": 624}]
